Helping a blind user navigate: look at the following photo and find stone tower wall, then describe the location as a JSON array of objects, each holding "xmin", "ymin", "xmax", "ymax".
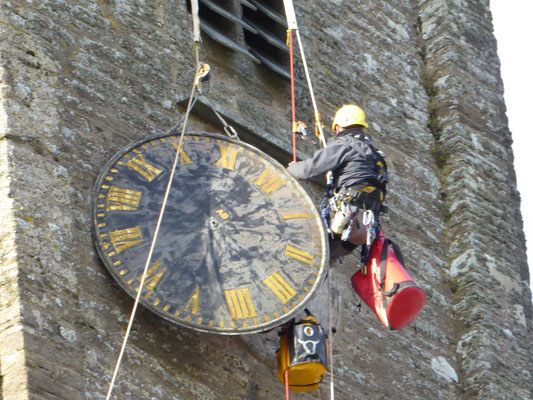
[{"xmin": 0, "ymin": 0, "xmax": 531, "ymax": 399}]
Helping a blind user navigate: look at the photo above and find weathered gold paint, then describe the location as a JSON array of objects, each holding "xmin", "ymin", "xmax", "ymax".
[
  {"xmin": 109, "ymin": 226, "xmax": 143, "ymax": 253},
  {"xmin": 126, "ymin": 154, "xmax": 163, "ymax": 182},
  {"xmin": 215, "ymin": 145, "xmax": 240, "ymax": 170},
  {"xmin": 250, "ymin": 166, "xmax": 285, "ymax": 194},
  {"xmin": 106, "ymin": 186, "xmax": 142, "ymax": 211},
  {"xmin": 225, "ymin": 288, "xmax": 257, "ymax": 319},
  {"xmin": 171, "ymin": 142, "xmax": 193, "ymax": 165},
  {"xmin": 183, "ymin": 287, "xmax": 200, "ymax": 315},
  {"xmin": 134, "ymin": 262, "xmax": 169, "ymax": 293},
  {"xmin": 281, "ymin": 213, "xmax": 309, "ymax": 220},
  {"xmin": 263, "ymin": 272, "xmax": 296, "ymax": 304},
  {"xmin": 284, "ymin": 245, "xmax": 314, "ymax": 266}
]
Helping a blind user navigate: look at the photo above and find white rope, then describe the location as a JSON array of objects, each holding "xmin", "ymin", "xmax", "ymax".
[
  {"xmin": 293, "ymin": 21, "xmax": 334, "ymax": 400},
  {"xmin": 326, "ymin": 264, "xmax": 335, "ymax": 400},
  {"xmin": 105, "ymin": 54, "xmax": 202, "ymax": 400},
  {"xmin": 283, "ymin": 0, "xmax": 326, "ymax": 148},
  {"xmin": 294, "ymin": 30, "xmax": 327, "ymax": 149},
  {"xmin": 191, "ymin": 0, "xmax": 201, "ymax": 44},
  {"xmin": 282, "ymin": 2, "xmax": 334, "ymax": 398},
  {"xmin": 282, "ymin": 0, "xmax": 298, "ymax": 30}
]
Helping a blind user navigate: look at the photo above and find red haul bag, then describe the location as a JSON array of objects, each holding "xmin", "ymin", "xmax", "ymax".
[{"xmin": 351, "ymin": 232, "xmax": 425, "ymax": 330}]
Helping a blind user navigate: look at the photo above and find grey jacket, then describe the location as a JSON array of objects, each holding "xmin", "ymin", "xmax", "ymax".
[{"xmin": 287, "ymin": 128, "xmax": 380, "ymax": 190}]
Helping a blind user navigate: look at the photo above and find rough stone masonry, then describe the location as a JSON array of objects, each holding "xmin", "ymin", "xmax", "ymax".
[{"xmin": 1, "ymin": 0, "xmax": 532, "ymax": 399}]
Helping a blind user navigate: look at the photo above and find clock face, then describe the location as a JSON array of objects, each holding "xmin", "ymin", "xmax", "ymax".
[{"xmin": 91, "ymin": 132, "xmax": 328, "ymax": 334}]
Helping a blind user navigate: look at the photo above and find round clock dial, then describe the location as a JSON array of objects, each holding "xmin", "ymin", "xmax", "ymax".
[{"xmin": 91, "ymin": 132, "xmax": 328, "ymax": 334}]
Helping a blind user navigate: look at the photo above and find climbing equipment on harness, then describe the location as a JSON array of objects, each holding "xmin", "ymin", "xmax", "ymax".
[
  {"xmin": 295, "ymin": 121, "xmax": 308, "ymax": 136},
  {"xmin": 330, "ymin": 209, "xmax": 351, "ymax": 235},
  {"xmin": 363, "ymin": 209, "xmax": 376, "ymax": 246}
]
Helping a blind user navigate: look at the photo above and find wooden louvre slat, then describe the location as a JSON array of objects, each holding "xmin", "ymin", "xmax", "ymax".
[
  {"xmin": 201, "ymin": 21, "xmax": 261, "ymax": 63},
  {"xmin": 246, "ymin": 0, "xmax": 287, "ymax": 27},
  {"xmin": 242, "ymin": 18, "xmax": 289, "ymax": 52},
  {"xmin": 199, "ymin": 0, "xmax": 258, "ymax": 33}
]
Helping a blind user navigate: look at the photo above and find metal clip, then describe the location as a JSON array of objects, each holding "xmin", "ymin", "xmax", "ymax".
[
  {"xmin": 362, "ymin": 210, "xmax": 375, "ymax": 227},
  {"xmin": 224, "ymin": 125, "xmax": 239, "ymax": 139},
  {"xmin": 295, "ymin": 121, "xmax": 308, "ymax": 136},
  {"xmin": 363, "ymin": 210, "xmax": 376, "ymax": 246},
  {"xmin": 195, "ymin": 63, "xmax": 212, "ymax": 94}
]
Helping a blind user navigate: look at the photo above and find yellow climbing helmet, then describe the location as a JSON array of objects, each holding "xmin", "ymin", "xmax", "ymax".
[{"xmin": 332, "ymin": 104, "xmax": 368, "ymax": 130}]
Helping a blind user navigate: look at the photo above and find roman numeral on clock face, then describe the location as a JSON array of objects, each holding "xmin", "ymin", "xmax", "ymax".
[
  {"xmin": 215, "ymin": 144, "xmax": 240, "ymax": 170},
  {"xmin": 131, "ymin": 261, "xmax": 167, "ymax": 292},
  {"xmin": 106, "ymin": 186, "xmax": 142, "ymax": 211},
  {"xmin": 183, "ymin": 287, "xmax": 200, "ymax": 315},
  {"xmin": 250, "ymin": 166, "xmax": 285, "ymax": 194},
  {"xmin": 284, "ymin": 244, "xmax": 314, "ymax": 266},
  {"xmin": 126, "ymin": 154, "xmax": 163, "ymax": 181},
  {"xmin": 264, "ymin": 272, "xmax": 296, "ymax": 304},
  {"xmin": 224, "ymin": 288, "xmax": 257, "ymax": 319},
  {"xmin": 171, "ymin": 143, "xmax": 193, "ymax": 165},
  {"xmin": 108, "ymin": 226, "xmax": 143, "ymax": 253}
]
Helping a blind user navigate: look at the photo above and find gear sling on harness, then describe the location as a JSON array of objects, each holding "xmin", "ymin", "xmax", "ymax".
[{"xmin": 351, "ymin": 231, "xmax": 425, "ymax": 330}]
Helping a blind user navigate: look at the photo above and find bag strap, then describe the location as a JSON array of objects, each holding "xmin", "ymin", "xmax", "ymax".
[
  {"xmin": 389, "ymin": 239, "xmax": 405, "ymax": 267},
  {"xmin": 379, "ymin": 238, "xmax": 407, "ymax": 290},
  {"xmin": 379, "ymin": 238, "xmax": 389, "ymax": 286},
  {"xmin": 382, "ymin": 280, "xmax": 418, "ymax": 296}
]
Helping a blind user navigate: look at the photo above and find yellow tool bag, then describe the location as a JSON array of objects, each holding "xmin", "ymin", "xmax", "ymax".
[{"xmin": 276, "ymin": 313, "xmax": 328, "ymax": 392}]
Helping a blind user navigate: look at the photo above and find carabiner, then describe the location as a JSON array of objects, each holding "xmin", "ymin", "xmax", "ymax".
[
  {"xmin": 224, "ymin": 125, "xmax": 239, "ymax": 140},
  {"xmin": 363, "ymin": 210, "xmax": 375, "ymax": 227}
]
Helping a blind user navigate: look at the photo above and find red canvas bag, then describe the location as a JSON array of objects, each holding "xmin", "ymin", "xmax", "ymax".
[{"xmin": 351, "ymin": 232, "xmax": 425, "ymax": 330}]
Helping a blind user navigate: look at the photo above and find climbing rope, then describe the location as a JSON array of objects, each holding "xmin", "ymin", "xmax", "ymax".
[
  {"xmin": 105, "ymin": 3, "xmax": 203, "ymax": 398},
  {"xmin": 285, "ymin": 330, "xmax": 291, "ymax": 400},
  {"xmin": 283, "ymin": 1, "xmax": 335, "ymax": 399},
  {"xmin": 294, "ymin": 29, "xmax": 326, "ymax": 149},
  {"xmin": 284, "ymin": 2, "xmax": 326, "ymax": 156},
  {"xmin": 288, "ymin": 28, "xmax": 297, "ymax": 162},
  {"xmin": 326, "ymin": 263, "xmax": 335, "ymax": 400},
  {"xmin": 105, "ymin": 63, "xmax": 203, "ymax": 400}
]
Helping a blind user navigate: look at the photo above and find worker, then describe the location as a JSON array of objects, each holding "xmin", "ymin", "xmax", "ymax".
[{"xmin": 287, "ymin": 104, "xmax": 388, "ymax": 260}]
